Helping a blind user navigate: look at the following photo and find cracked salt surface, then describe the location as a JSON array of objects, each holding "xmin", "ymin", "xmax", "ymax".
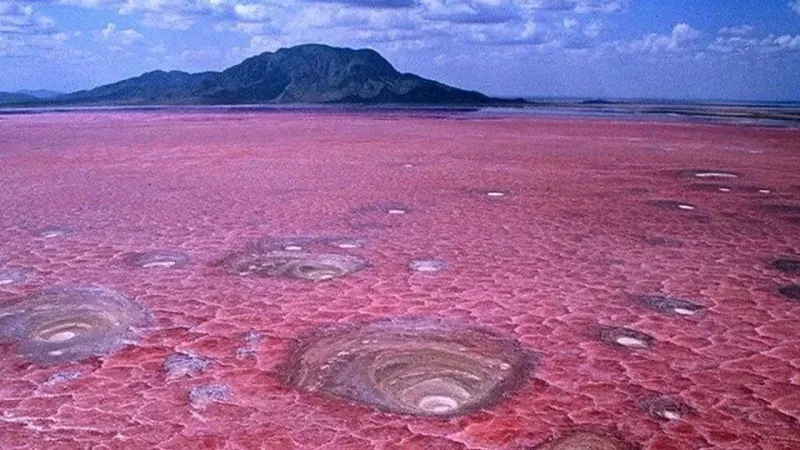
[{"xmin": 1, "ymin": 112, "xmax": 799, "ymax": 449}]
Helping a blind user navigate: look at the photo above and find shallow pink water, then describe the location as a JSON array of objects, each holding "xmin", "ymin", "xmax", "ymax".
[{"xmin": 0, "ymin": 111, "xmax": 798, "ymax": 449}]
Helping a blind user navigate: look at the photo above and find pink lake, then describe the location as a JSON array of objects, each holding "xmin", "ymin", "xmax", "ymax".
[{"xmin": 0, "ymin": 110, "xmax": 798, "ymax": 450}]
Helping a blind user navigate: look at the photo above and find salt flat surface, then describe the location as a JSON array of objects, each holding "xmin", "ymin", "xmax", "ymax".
[{"xmin": 0, "ymin": 111, "xmax": 798, "ymax": 449}]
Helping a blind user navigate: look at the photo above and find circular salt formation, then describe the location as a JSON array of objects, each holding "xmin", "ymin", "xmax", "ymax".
[
  {"xmin": 0, "ymin": 286, "xmax": 151, "ymax": 364},
  {"xmin": 36, "ymin": 227, "xmax": 71, "ymax": 238},
  {"xmin": 769, "ymin": 259, "xmax": 800, "ymax": 273},
  {"xmin": 535, "ymin": 431, "xmax": 635, "ymax": 450},
  {"xmin": 124, "ymin": 250, "xmax": 189, "ymax": 269},
  {"xmin": 647, "ymin": 200, "xmax": 697, "ymax": 211},
  {"xmin": 679, "ymin": 170, "xmax": 740, "ymax": 179},
  {"xmin": 639, "ymin": 396, "xmax": 692, "ymax": 421},
  {"xmin": 778, "ymin": 284, "xmax": 800, "ymax": 301},
  {"xmin": 409, "ymin": 259, "xmax": 447, "ymax": 273},
  {"xmin": 599, "ymin": 326, "xmax": 655, "ymax": 349},
  {"xmin": 282, "ymin": 318, "xmax": 534, "ymax": 417},
  {"xmin": 220, "ymin": 250, "xmax": 366, "ymax": 281},
  {"xmin": 633, "ymin": 294, "xmax": 705, "ymax": 317},
  {"xmin": 0, "ymin": 268, "xmax": 34, "ymax": 286}
]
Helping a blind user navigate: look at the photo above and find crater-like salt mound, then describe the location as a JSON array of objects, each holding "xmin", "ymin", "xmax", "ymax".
[
  {"xmin": 219, "ymin": 249, "xmax": 366, "ymax": 281},
  {"xmin": 534, "ymin": 431, "xmax": 635, "ymax": 450},
  {"xmin": 678, "ymin": 169, "xmax": 740, "ymax": 179},
  {"xmin": 124, "ymin": 250, "xmax": 189, "ymax": 269},
  {"xmin": 0, "ymin": 267, "xmax": 34, "ymax": 285},
  {"xmin": 599, "ymin": 326, "xmax": 655, "ymax": 349},
  {"xmin": 647, "ymin": 200, "xmax": 697, "ymax": 211},
  {"xmin": 778, "ymin": 284, "xmax": 800, "ymax": 301},
  {"xmin": 769, "ymin": 259, "xmax": 800, "ymax": 273},
  {"xmin": 632, "ymin": 294, "xmax": 705, "ymax": 317},
  {"xmin": 281, "ymin": 317, "xmax": 534, "ymax": 417},
  {"xmin": 639, "ymin": 395, "xmax": 693, "ymax": 421},
  {"xmin": 0, "ymin": 286, "xmax": 151, "ymax": 364}
]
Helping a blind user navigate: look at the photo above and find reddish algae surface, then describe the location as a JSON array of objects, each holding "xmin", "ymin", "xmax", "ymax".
[{"xmin": 0, "ymin": 111, "xmax": 798, "ymax": 449}]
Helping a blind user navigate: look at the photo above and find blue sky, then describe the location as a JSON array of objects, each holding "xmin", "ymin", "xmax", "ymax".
[{"xmin": 1, "ymin": 0, "xmax": 799, "ymax": 100}]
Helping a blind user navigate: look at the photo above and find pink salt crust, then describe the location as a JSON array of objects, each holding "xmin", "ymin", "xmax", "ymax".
[{"xmin": 0, "ymin": 111, "xmax": 798, "ymax": 450}]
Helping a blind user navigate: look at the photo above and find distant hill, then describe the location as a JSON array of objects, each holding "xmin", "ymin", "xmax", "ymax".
[
  {"xmin": 0, "ymin": 92, "xmax": 39, "ymax": 105},
  {"xmin": 16, "ymin": 89, "xmax": 64, "ymax": 99},
  {"xmin": 49, "ymin": 44, "xmax": 519, "ymax": 106}
]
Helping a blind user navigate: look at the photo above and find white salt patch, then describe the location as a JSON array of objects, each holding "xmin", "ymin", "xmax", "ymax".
[
  {"xmin": 673, "ymin": 308, "xmax": 696, "ymax": 316},
  {"xmin": 337, "ymin": 243, "xmax": 359, "ymax": 249},
  {"xmin": 48, "ymin": 331, "xmax": 77, "ymax": 342},
  {"xmin": 142, "ymin": 260, "xmax": 177, "ymax": 268},
  {"xmin": 616, "ymin": 336, "xmax": 646, "ymax": 347},
  {"xmin": 677, "ymin": 204, "xmax": 695, "ymax": 210},
  {"xmin": 0, "ymin": 278, "xmax": 14, "ymax": 285},
  {"xmin": 695, "ymin": 172, "xmax": 738, "ymax": 178},
  {"xmin": 284, "ymin": 245, "xmax": 303, "ymax": 251},
  {"xmin": 499, "ymin": 363, "xmax": 511, "ymax": 370},
  {"xmin": 418, "ymin": 395, "xmax": 458, "ymax": 413},
  {"xmin": 42, "ymin": 231, "xmax": 63, "ymax": 238},
  {"xmin": 48, "ymin": 350, "xmax": 64, "ymax": 356},
  {"xmin": 388, "ymin": 209, "xmax": 406, "ymax": 215},
  {"xmin": 403, "ymin": 164, "xmax": 414, "ymax": 168},
  {"xmin": 487, "ymin": 192, "xmax": 506, "ymax": 197},
  {"xmin": 660, "ymin": 410, "xmax": 682, "ymax": 420},
  {"xmin": 718, "ymin": 188, "xmax": 731, "ymax": 192},
  {"xmin": 759, "ymin": 189, "xmax": 771, "ymax": 194}
]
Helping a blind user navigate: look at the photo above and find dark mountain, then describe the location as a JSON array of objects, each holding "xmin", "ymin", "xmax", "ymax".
[
  {"xmin": 16, "ymin": 89, "xmax": 64, "ymax": 99},
  {"xmin": 52, "ymin": 44, "xmax": 519, "ymax": 106},
  {"xmin": 0, "ymin": 92, "xmax": 39, "ymax": 105}
]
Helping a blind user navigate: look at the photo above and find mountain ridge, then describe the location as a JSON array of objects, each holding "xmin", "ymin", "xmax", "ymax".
[{"xmin": 31, "ymin": 44, "xmax": 521, "ymax": 107}]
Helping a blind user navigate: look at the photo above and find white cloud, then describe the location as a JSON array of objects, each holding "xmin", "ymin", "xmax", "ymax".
[
  {"xmin": 708, "ymin": 33, "xmax": 800, "ymax": 55},
  {"xmin": 562, "ymin": 17, "xmax": 578, "ymax": 31},
  {"xmin": 420, "ymin": 0, "xmax": 522, "ymax": 24},
  {"xmin": 620, "ymin": 23, "xmax": 701, "ymax": 53},
  {"xmin": 0, "ymin": 1, "xmax": 56, "ymax": 34},
  {"xmin": 521, "ymin": 0, "xmax": 629, "ymax": 14},
  {"xmin": 792, "ymin": 0, "xmax": 800, "ymax": 15},
  {"xmin": 583, "ymin": 18, "xmax": 602, "ymax": 38},
  {"xmin": 718, "ymin": 25, "xmax": 754, "ymax": 36},
  {"xmin": 233, "ymin": 3, "xmax": 270, "ymax": 21},
  {"xmin": 97, "ymin": 22, "xmax": 144, "ymax": 47},
  {"xmin": 180, "ymin": 47, "xmax": 222, "ymax": 61},
  {"xmin": 143, "ymin": 12, "xmax": 194, "ymax": 29}
]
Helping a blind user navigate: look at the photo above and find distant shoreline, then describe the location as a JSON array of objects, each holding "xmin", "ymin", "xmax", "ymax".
[{"xmin": 2, "ymin": 102, "xmax": 799, "ymax": 128}]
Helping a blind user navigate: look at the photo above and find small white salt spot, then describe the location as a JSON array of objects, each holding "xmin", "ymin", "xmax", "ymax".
[
  {"xmin": 677, "ymin": 204, "xmax": 695, "ymax": 210},
  {"xmin": 337, "ymin": 243, "xmax": 359, "ymax": 249},
  {"xmin": 499, "ymin": 363, "xmax": 511, "ymax": 370},
  {"xmin": 0, "ymin": 278, "xmax": 14, "ymax": 285},
  {"xmin": 673, "ymin": 308, "xmax": 696, "ymax": 316},
  {"xmin": 615, "ymin": 336, "xmax": 646, "ymax": 348},
  {"xmin": 695, "ymin": 172, "xmax": 738, "ymax": 178},
  {"xmin": 418, "ymin": 395, "xmax": 459, "ymax": 413},
  {"xmin": 142, "ymin": 260, "xmax": 176, "ymax": 269},
  {"xmin": 759, "ymin": 189, "xmax": 771, "ymax": 194},
  {"xmin": 48, "ymin": 350, "xmax": 64, "ymax": 356},
  {"xmin": 360, "ymin": 340, "xmax": 371, "ymax": 345},
  {"xmin": 487, "ymin": 192, "xmax": 505, "ymax": 197},
  {"xmin": 284, "ymin": 245, "xmax": 303, "ymax": 251},
  {"xmin": 660, "ymin": 410, "xmax": 682, "ymax": 420},
  {"xmin": 48, "ymin": 331, "xmax": 77, "ymax": 342},
  {"xmin": 42, "ymin": 231, "xmax": 63, "ymax": 238},
  {"xmin": 388, "ymin": 209, "xmax": 407, "ymax": 215},
  {"xmin": 718, "ymin": 188, "xmax": 731, "ymax": 193},
  {"xmin": 403, "ymin": 164, "xmax": 414, "ymax": 168}
]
